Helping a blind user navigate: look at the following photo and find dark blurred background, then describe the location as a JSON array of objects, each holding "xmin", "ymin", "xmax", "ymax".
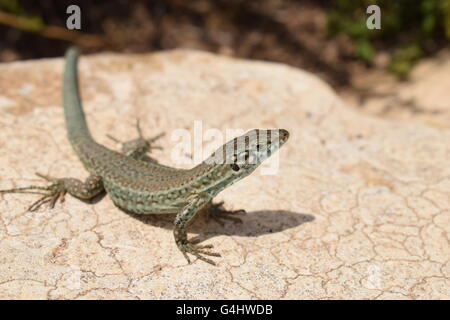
[{"xmin": 0, "ymin": 0, "xmax": 449, "ymax": 88}]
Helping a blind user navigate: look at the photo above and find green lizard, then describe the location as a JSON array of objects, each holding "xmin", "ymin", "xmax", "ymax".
[{"xmin": 0, "ymin": 47, "xmax": 289, "ymax": 265}]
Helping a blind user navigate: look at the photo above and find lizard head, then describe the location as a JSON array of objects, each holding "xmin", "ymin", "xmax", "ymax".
[{"xmin": 201, "ymin": 128, "xmax": 289, "ymax": 194}]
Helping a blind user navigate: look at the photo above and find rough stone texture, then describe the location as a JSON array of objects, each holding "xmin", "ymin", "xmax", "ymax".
[{"xmin": 0, "ymin": 50, "xmax": 449, "ymax": 299}]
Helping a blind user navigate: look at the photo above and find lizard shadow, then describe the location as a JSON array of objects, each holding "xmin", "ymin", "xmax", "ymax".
[
  {"xmin": 121, "ymin": 208, "xmax": 315, "ymax": 239},
  {"xmin": 88, "ymin": 154, "xmax": 315, "ymax": 238},
  {"xmin": 83, "ymin": 191, "xmax": 108, "ymax": 205}
]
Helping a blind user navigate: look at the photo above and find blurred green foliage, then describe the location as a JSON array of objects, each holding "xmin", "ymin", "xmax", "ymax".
[
  {"xmin": 327, "ymin": 0, "xmax": 450, "ymax": 77},
  {"xmin": 0, "ymin": 0, "xmax": 44, "ymax": 31},
  {"xmin": 0, "ymin": 0, "xmax": 22, "ymax": 14}
]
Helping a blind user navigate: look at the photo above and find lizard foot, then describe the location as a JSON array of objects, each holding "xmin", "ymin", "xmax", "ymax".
[
  {"xmin": 107, "ymin": 120, "xmax": 165, "ymax": 156},
  {"xmin": 176, "ymin": 239, "xmax": 221, "ymax": 265},
  {"xmin": 0, "ymin": 173, "xmax": 66, "ymax": 212},
  {"xmin": 206, "ymin": 201, "xmax": 246, "ymax": 226}
]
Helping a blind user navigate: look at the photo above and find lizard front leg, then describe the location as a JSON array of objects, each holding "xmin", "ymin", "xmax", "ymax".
[{"xmin": 174, "ymin": 192, "xmax": 221, "ymax": 265}]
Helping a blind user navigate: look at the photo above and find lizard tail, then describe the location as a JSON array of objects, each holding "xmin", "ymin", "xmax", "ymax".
[{"xmin": 63, "ymin": 47, "xmax": 95, "ymax": 144}]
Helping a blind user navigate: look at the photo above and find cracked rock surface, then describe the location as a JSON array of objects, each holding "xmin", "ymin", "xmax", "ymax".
[{"xmin": 0, "ymin": 50, "xmax": 449, "ymax": 299}]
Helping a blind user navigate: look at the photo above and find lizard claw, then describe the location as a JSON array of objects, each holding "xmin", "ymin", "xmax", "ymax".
[
  {"xmin": 176, "ymin": 239, "xmax": 221, "ymax": 265},
  {"xmin": 28, "ymin": 187, "xmax": 66, "ymax": 212},
  {"xmin": 0, "ymin": 173, "xmax": 66, "ymax": 211}
]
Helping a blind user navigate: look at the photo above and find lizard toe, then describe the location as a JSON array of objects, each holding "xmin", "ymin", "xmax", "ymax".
[{"xmin": 178, "ymin": 240, "xmax": 221, "ymax": 265}]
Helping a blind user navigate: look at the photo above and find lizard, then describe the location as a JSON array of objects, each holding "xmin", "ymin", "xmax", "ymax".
[{"xmin": 0, "ymin": 47, "xmax": 290, "ymax": 265}]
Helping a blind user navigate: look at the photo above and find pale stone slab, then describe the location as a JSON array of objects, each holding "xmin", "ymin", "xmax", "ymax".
[{"xmin": 0, "ymin": 50, "xmax": 449, "ymax": 299}]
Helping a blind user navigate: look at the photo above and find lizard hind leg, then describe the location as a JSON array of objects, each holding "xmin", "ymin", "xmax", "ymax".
[
  {"xmin": 0, "ymin": 173, "xmax": 103, "ymax": 212},
  {"xmin": 106, "ymin": 120, "xmax": 165, "ymax": 160},
  {"xmin": 0, "ymin": 174, "xmax": 66, "ymax": 212}
]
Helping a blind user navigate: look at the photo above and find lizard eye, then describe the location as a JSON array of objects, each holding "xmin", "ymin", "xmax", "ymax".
[{"xmin": 230, "ymin": 163, "xmax": 240, "ymax": 172}]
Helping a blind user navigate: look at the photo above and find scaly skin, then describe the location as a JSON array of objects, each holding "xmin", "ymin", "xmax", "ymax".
[{"xmin": 1, "ymin": 47, "xmax": 289, "ymax": 265}]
